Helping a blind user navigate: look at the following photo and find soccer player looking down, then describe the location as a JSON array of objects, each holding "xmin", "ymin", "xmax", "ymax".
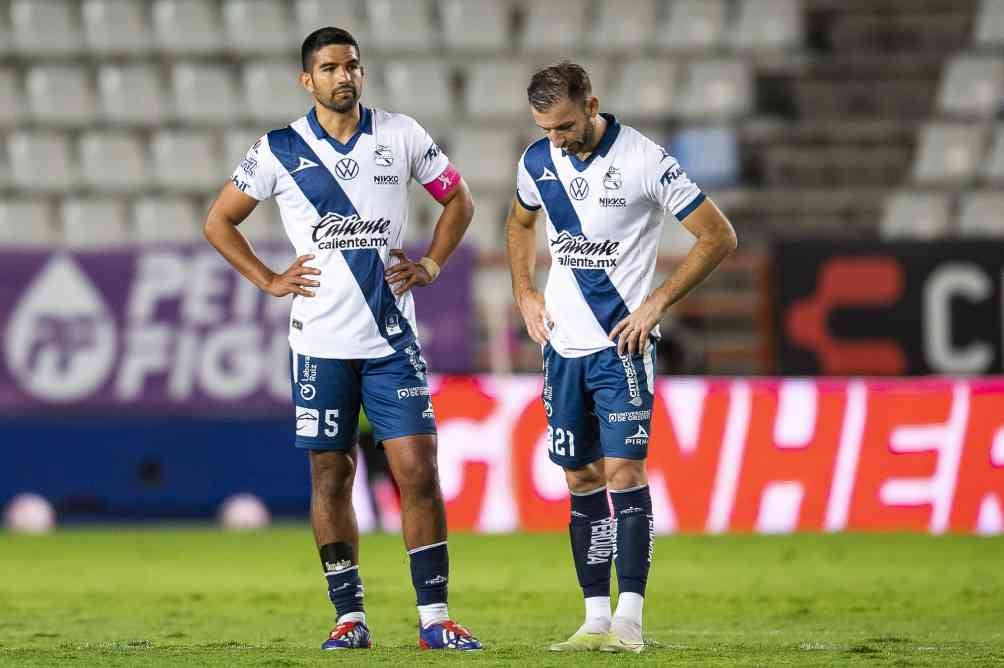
[
  {"xmin": 204, "ymin": 27, "xmax": 481, "ymax": 651},
  {"xmin": 506, "ymin": 62, "xmax": 737, "ymax": 653}
]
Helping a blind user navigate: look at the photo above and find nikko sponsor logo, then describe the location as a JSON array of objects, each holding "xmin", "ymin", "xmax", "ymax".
[
  {"xmin": 587, "ymin": 517, "xmax": 615, "ymax": 565},
  {"xmin": 311, "ymin": 213, "xmax": 391, "ymax": 251},
  {"xmin": 599, "ymin": 197, "xmax": 627, "ymax": 208},
  {"xmin": 625, "ymin": 424, "xmax": 649, "ymax": 447},
  {"xmin": 608, "ymin": 409, "xmax": 652, "ymax": 423},
  {"xmin": 549, "ymin": 231, "xmax": 620, "ymax": 269},
  {"xmin": 373, "ymin": 175, "xmax": 399, "ymax": 185},
  {"xmin": 620, "ymin": 353, "xmax": 644, "ymax": 407},
  {"xmin": 396, "ymin": 386, "xmax": 430, "ymax": 400}
]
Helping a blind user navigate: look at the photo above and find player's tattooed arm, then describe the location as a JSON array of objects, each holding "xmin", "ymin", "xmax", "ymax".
[
  {"xmin": 204, "ymin": 181, "xmax": 321, "ymax": 298},
  {"xmin": 506, "ymin": 196, "xmax": 552, "ymax": 345},
  {"xmin": 610, "ymin": 197, "xmax": 737, "ymax": 355}
]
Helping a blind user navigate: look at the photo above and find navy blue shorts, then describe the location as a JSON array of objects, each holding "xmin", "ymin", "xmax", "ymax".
[
  {"xmin": 290, "ymin": 345, "xmax": 437, "ymax": 450},
  {"xmin": 542, "ymin": 343, "xmax": 656, "ymax": 469}
]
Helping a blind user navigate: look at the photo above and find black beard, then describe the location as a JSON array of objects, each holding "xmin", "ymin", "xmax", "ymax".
[{"xmin": 322, "ymin": 88, "xmax": 359, "ymax": 113}]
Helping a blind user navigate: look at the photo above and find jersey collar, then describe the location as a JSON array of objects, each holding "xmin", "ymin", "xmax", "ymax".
[
  {"xmin": 563, "ymin": 112, "xmax": 620, "ymax": 172},
  {"xmin": 306, "ymin": 104, "xmax": 373, "ymax": 154}
]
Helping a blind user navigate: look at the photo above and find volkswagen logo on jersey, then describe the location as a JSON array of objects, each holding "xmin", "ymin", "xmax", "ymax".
[
  {"xmin": 569, "ymin": 177, "xmax": 590, "ymax": 201},
  {"xmin": 603, "ymin": 166, "xmax": 623, "ymax": 190},
  {"xmin": 373, "ymin": 144, "xmax": 394, "ymax": 167},
  {"xmin": 335, "ymin": 158, "xmax": 360, "ymax": 180}
]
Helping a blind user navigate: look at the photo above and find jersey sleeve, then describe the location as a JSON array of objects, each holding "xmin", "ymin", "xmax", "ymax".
[
  {"xmin": 407, "ymin": 118, "xmax": 450, "ymax": 185},
  {"xmin": 514, "ymin": 152, "xmax": 542, "ymax": 211},
  {"xmin": 642, "ymin": 141, "xmax": 705, "ymax": 222},
  {"xmin": 230, "ymin": 135, "xmax": 277, "ymax": 201}
]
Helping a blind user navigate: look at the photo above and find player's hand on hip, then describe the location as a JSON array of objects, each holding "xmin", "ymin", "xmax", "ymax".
[
  {"xmin": 384, "ymin": 249, "xmax": 431, "ymax": 296},
  {"xmin": 265, "ymin": 254, "xmax": 321, "ymax": 298},
  {"xmin": 609, "ymin": 293, "xmax": 667, "ymax": 355},
  {"xmin": 516, "ymin": 288, "xmax": 552, "ymax": 346}
]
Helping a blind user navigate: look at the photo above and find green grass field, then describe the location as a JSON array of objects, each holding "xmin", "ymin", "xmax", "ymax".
[{"xmin": 0, "ymin": 527, "xmax": 1001, "ymax": 666}]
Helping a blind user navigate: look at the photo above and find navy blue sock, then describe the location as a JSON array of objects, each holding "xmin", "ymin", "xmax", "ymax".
[
  {"xmin": 611, "ymin": 485, "xmax": 654, "ymax": 596},
  {"xmin": 569, "ymin": 486, "xmax": 613, "ymax": 599},
  {"xmin": 320, "ymin": 543, "xmax": 364, "ymax": 619},
  {"xmin": 409, "ymin": 541, "xmax": 449, "ymax": 605}
]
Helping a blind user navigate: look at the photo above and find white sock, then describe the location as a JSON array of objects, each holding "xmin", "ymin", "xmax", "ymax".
[
  {"xmin": 614, "ymin": 592, "xmax": 644, "ymax": 627},
  {"xmin": 582, "ymin": 596, "xmax": 611, "ymax": 633},
  {"xmin": 337, "ymin": 611, "xmax": 365, "ymax": 625},
  {"xmin": 417, "ymin": 602, "xmax": 449, "ymax": 628}
]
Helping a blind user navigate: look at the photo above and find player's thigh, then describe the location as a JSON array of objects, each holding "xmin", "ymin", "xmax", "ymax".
[
  {"xmin": 291, "ymin": 349, "xmax": 361, "ymax": 451},
  {"xmin": 543, "ymin": 343, "xmax": 602, "ymax": 470},
  {"xmin": 589, "ymin": 343, "xmax": 656, "ymax": 463},
  {"xmin": 359, "ymin": 344, "xmax": 436, "ymax": 445}
]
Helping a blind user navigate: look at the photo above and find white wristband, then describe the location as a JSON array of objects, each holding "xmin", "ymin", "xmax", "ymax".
[{"xmin": 418, "ymin": 256, "xmax": 441, "ymax": 282}]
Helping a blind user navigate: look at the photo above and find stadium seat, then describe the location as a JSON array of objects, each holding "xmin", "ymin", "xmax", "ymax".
[
  {"xmin": 606, "ymin": 59, "xmax": 679, "ymax": 121},
  {"xmin": 150, "ymin": 131, "xmax": 223, "ymax": 192},
  {"xmin": 224, "ymin": 0, "xmax": 292, "ymax": 55},
  {"xmin": 82, "ymin": 0, "xmax": 154, "ymax": 55},
  {"xmin": 937, "ymin": 55, "xmax": 1004, "ymax": 118},
  {"xmin": 223, "ymin": 128, "xmax": 265, "ymax": 169},
  {"xmin": 668, "ymin": 126, "xmax": 741, "ymax": 188},
  {"xmin": 727, "ymin": 0, "xmax": 804, "ymax": 50},
  {"xmin": 465, "ymin": 193, "xmax": 508, "ymax": 254},
  {"xmin": 172, "ymin": 64, "xmax": 240, "ymax": 125},
  {"xmin": 983, "ymin": 124, "xmax": 1004, "ymax": 182},
  {"xmin": 25, "ymin": 66, "xmax": 98, "ymax": 127},
  {"xmin": 134, "ymin": 196, "xmax": 202, "ymax": 243},
  {"xmin": 441, "ymin": 0, "xmax": 509, "ymax": 52},
  {"xmin": 588, "ymin": 0, "xmax": 656, "ymax": 53},
  {"xmin": 10, "ymin": 0, "xmax": 83, "ymax": 56},
  {"xmin": 655, "ymin": 0, "xmax": 726, "ymax": 52},
  {"xmin": 520, "ymin": 0, "xmax": 588, "ymax": 52},
  {"xmin": 0, "ymin": 199, "xmax": 56, "ymax": 246},
  {"xmin": 448, "ymin": 128, "xmax": 519, "ymax": 190},
  {"xmin": 958, "ymin": 191, "xmax": 1004, "ymax": 237},
  {"xmin": 912, "ymin": 123, "xmax": 987, "ymax": 185},
  {"xmin": 294, "ymin": 0, "xmax": 370, "ymax": 49},
  {"xmin": 153, "ymin": 0, "xmax": 222, "ymax": 54},
  {"xmin": 879, "ymin": 191, "xmax": 952, "ymax": 240},
  {"xmin": 975, "ymin": 0, "xmax": 1004, "ymax": 46},
  {"xmin": 78, "ymin": 132, "xmax": 149, "ymax": 193},
  {"xmin": 243, "ymin": 61, "xmax": 311, "ymax": 124},
  {"xmin": 679, "ymin": 60, "xmax": 753, "ymax": 119},
  {"xmin": 384, "ymin": 61, "xmax": 453, "ymax": 121},
  {"xmin": 98, "ymin": 64, "xmax": 167, "ymax": 125},
  {"xmin": 464, "ymin": 62, "xmax": 534, "ymax": 120},
  {"xmin": 7, "ymin": 131, "xmax": 77, "ymax": 192},
  {"xmin": 0, "ymin": 68, "xmax": 20, "ymax": 128},
  {"xmin": 365, "ymin": 0, "xmax": 435, "ymax": 53},
  {"xmin": 61, "ymin": 197, "xmax": 132, "ymax": 247},
  {"xmin": 238, "ymin": 199, "xmax": 285, "ymax": 243}
]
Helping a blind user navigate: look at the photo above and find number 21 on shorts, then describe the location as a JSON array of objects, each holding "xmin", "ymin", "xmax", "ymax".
[{"xmin": 547, "ymin": 426, "xmax": 575, "ymax": 457}]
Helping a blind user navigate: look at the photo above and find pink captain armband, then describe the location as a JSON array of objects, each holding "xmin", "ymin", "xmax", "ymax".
[{"xmin": 423, "ymin": 163, "xmax": 462, "ymax": 201}]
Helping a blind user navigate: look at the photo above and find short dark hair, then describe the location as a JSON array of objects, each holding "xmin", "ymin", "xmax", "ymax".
[
  {"xmin": 527, "ymin": 61, "xmax": 592, "ymax": 112},
  {"xmin": 301, "ymin": 27, "xmax": 360, "ymax": 72}
]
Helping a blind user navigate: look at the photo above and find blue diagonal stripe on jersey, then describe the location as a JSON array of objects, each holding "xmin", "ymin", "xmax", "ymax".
[
  {"xmin": 267, "ymin": 126, "xmax": 415, "ymax": 351},
  {"xmin": 523, "ymin": 139, "xmax": 631, "ymax": 335}
]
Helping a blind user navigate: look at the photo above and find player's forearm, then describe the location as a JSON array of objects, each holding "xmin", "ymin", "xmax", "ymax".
[
  {"xmin": 651, "ymin": 227, "xmax": 737, "ymax": 312},
  {"xmin": 506, "ymin": 217, "xmax": 537, "ymax": 300},
  {"xmin": 204, "ymin": 215, "xmax": 276, "ymax": 292},
  {"xmin": 423, "ymin": 184, "xmax": 474, "ymax": 268}
]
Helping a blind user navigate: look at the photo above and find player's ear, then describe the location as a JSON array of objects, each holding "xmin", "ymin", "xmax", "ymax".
[
  {"xmin": 585, "ymin": 96, "xmax": 599, "ymax": 117},
  {"xmin": 300, "ymin": 70, "xmax": 314, "ymax": 93}
]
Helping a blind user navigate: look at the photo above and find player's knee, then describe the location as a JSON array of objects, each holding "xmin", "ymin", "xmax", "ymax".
[
  {"xmin": 396, "ymin": 464, "xmax": 441, "ymax": 502},
  {"xmin": 310, "ymin": 454, "xmax": 355, "ymax": 499},
  {"xmin": 564, "ymin": 463, "xmax": 605, "ymax": 493},
  {"xmin": 606, "ymin": 460, "xmax": 647, "ymax": 491}
]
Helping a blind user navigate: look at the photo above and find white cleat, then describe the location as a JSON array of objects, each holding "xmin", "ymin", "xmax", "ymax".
[
  {"xmin": 600, "ymin": 616, "xmax": 645, "ymax": 654},
  {"xmin": 549, "ymin": 622, "xmax": 610, "ymax": 652}
]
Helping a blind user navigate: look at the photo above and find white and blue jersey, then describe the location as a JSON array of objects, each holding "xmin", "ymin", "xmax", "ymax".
[
  {"xmin": 515, "ymin": 113, "xmax": 705, "ymax": 358},
  {"xmin": 232, "ymin": 105, "xmax": 450, "ymax": 360}
]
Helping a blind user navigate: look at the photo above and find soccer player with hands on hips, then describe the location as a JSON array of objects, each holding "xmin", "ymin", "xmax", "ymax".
[
  {"xmin": 506, "ymin": 62, "xmax": 738, "ymax": 653},
  {"xmin": 204, "ymin": 27, "xmax": 482, "ymax": 651}
]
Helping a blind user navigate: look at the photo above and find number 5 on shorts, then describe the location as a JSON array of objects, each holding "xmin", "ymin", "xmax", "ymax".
[{"xmin": 325, "ymin": 409, "xmax": 339, "ymax": 437}]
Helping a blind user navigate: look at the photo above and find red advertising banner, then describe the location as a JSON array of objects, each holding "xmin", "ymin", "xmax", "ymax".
[{"xmin": 425, "ymin": 376, "xmax": 1004, "ymax": 535}]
